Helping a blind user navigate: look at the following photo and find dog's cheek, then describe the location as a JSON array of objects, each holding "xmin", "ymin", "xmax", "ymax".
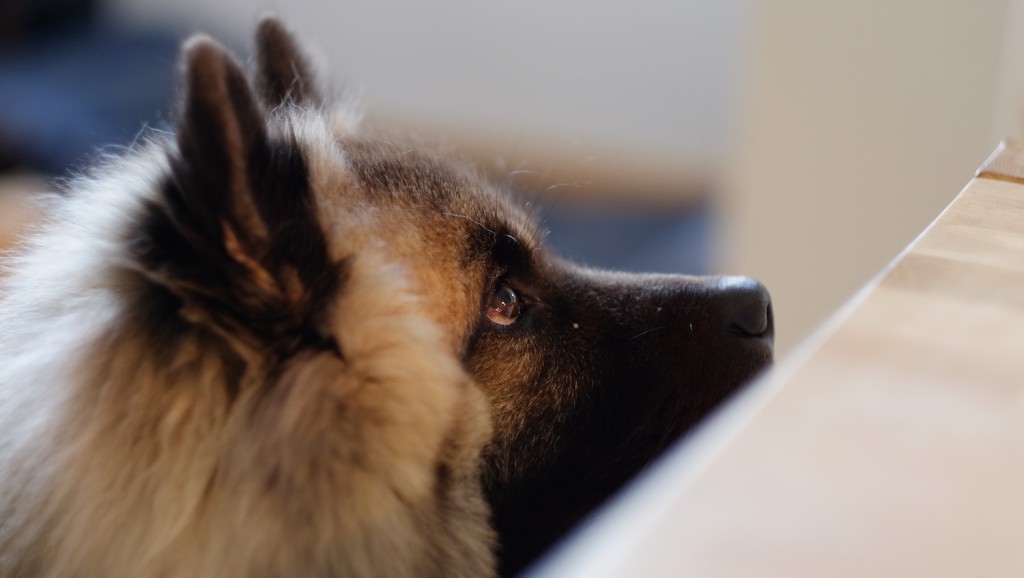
[
  {"xmin": 465, "ymin": 321, "xmax": 595, "ymax": 479},
  {"xmin": 464, "ymin": 334, "xmax": 543, "ymax": 438},
  {"xmin": 353, "ymin": 211, "xmax": 490, "ymax": 357}
]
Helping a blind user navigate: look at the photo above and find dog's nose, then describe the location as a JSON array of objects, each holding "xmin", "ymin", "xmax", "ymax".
[{"xmin": 718, "ymin": 276, "xmax": 773, "ymax": 341}]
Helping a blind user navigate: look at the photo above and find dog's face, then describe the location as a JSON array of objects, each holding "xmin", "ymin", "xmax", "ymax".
[
  {"xmin": 336, "ymin": 139, "xmax": 773, "ymax": 574},
  {"xmin": 0, "ymin": 19, "xmax": 771, "ymax": 578}
]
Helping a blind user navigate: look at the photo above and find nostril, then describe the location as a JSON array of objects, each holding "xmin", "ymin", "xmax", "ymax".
[
  {"xmin": 729, "ymin": 302, "xmax": 769, "ymax": 337},
  {"xmin": 720, "ymin": 277, "xmax": 773, "ymax": 339}
]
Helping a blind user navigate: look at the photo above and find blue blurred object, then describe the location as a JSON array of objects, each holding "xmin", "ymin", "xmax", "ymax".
[
  {"xmin": 0, "ymin": 25, "xmax": 179, "ymax": 173},
  {"xmin": 540, "ymin": 199, "xmax": 712, "ymax": 275}
]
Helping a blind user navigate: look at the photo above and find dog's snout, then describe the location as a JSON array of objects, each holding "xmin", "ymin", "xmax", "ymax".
[{"xmin": 718, "ymin": 277, "xmax": 773, "ymax": 341}]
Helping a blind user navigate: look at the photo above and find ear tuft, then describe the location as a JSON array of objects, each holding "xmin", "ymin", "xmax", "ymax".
[{"xmin": 255, "ymin": 15, "xmax": 323, "ymax": 108}]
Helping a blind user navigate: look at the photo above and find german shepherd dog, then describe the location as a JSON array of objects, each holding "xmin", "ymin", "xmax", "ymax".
[{"xmin": 0, "ymin": 18, "xmax": 772, "ymax": 578}]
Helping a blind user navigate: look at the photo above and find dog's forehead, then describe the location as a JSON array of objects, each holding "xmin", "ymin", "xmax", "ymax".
[{"xmin": 339, "ymin": 137, "xmax": 540, "ymax": 250}]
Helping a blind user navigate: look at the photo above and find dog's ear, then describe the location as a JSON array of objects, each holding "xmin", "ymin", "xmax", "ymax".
[
  {"xmin": 145, "ymin": 36, "xmax": 339, "ymax": 347},
  {"xmin": 172, "ymin": 36, "xmax": 274, "ymax": 288},
  {"xmin": 254, "ymin": 16, "xmax": 323, "ymax": 108}
]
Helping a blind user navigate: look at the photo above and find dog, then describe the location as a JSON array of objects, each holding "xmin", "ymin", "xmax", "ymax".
[{"xmin": 0, "ymin": 17, "xmax": 772, "ymax": 578}]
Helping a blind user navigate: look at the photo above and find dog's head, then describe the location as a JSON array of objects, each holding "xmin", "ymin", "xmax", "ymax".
[
  {"xmin": 335, "ymin": 136, "xmax": 773, "ymax": 573},
  {"xmin": 50, "ymin": 18, "xmax": 772, "ymax": 576}
]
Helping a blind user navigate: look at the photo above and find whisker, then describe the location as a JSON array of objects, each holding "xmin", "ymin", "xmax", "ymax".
[
  {"xmin": 501, "ymin": 169, "xmax": 536, "ymax": 193},
  {"xmin": 442, "ymin": 211, "xmax": 497, "ymax": 240},
  {"xmin": 630, "ymin": 327, "xmax": 666, "ymax": 340},
  {"xmin": 544, "ymin": 181, "xmax": 580, "ymax": 193}
]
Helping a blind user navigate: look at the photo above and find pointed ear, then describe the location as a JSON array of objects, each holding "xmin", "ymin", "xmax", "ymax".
[
  {"xmin": 254, "ymin": 16, "xmax": 323, "ymax": 108},
  {"xmin": 144, "ymin": 34, "xmax": 339, "ymax": 346},
  {"xmin": 159, "ymin": 36, "xmax": 282, "ymax": 318},
  {"xmin": 176, "ymin": 36, "xmax": 270, "ymax": 250}
]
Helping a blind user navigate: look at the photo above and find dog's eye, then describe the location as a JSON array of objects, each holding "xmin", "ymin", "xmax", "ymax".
[{"xmin": 486, "ymin": 284, "xmax": 521, "ymax": 326}]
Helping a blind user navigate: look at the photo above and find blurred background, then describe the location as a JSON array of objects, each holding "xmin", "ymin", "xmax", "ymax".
[{"xmin": 1, "ymin": 0, "xmax": 1020, "ymax": 356}]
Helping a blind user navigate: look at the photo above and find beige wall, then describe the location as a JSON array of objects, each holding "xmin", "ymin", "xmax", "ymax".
[
  {"xmin": 993, "ymin": 0, "xmax": 1024, "ymax": 142},
  {"xmin": 724, "ymin": 1, "xmax": 1009, "ymax": 353}
]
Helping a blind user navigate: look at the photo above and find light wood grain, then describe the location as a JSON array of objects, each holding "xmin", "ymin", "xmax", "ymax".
[
  {"xmin": 978, "ymin": 139, "xmax": 1024, "ymax": 184},
  {"xmin": 530, "ymin": 143, "xmax": 1024, "ymax": 577}
]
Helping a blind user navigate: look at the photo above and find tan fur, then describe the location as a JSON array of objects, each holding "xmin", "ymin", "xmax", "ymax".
[
  {"xmin": 0, "ymin": 19, "xmax": 494, "ymax": 578},
  {"xmin": 6, "ymin": 253, "xmax": 491, "ymax": 578}
]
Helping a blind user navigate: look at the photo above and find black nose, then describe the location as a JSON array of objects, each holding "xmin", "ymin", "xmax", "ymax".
[{"xmin": 718, "ymin": 277, "xmax": 773, "ymax": 341}]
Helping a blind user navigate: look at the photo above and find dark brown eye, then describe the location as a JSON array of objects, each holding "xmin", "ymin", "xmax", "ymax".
[{"xmin": 486, "ymin": 284, "xmax": 521, "ymax": 326}]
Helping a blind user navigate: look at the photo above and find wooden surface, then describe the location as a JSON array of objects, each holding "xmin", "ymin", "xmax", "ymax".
[
  {"xmin": 530, "ymin": 142, "xmax": 1024, "ymax": 577},
  {"xmin": 0, "ymin": 175, "xmax": 43, "ymax": 256}
]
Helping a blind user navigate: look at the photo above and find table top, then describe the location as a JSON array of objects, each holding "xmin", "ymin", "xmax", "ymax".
[{"xmin": 530, "ymin": 141, "xmax": 1024, "ymax": 578}]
